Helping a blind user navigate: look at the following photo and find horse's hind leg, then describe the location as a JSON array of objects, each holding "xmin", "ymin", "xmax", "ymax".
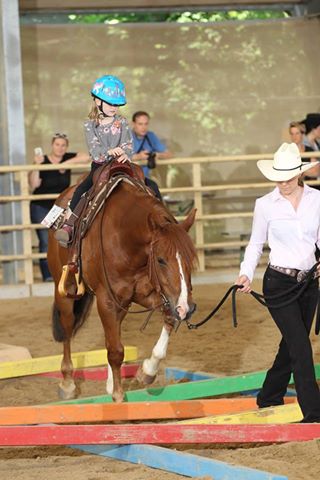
[{"xmin": 96, "ymin": 293, "xmax": 126, "ymax": 403}]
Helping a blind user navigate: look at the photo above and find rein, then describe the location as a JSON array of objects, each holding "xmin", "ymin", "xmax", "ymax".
[
  {"xmin": 186, "ymin": 263, "xmax": 320, "ymax": 335},
  {"xmin": 98, "ymin": 200, "xmax": 170, "ymax": 318}
]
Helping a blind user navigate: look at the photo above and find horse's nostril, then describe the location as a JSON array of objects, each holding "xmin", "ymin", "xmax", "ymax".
[{"xmin": 175, "ymin": 306, "xmax": 185, "ymax": 320}]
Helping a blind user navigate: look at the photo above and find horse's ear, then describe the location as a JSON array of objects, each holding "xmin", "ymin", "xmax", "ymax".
[
  {"xmin": 180, "ymin": 208, "xmax": 196, "ymax": 232},
  {"xmin": 147, "ymin": 213, "xmax": 159, "ymax": 231}
]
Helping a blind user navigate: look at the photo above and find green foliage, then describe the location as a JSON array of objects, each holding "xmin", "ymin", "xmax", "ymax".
[{"xmin": 67, "ymin": 10, "xmax": 289, "ymax": 24}]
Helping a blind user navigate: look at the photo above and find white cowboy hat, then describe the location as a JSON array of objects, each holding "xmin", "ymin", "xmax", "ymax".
[{"xmin": 257, "ymin": 142, "xmax": 318, "ymax": 182}]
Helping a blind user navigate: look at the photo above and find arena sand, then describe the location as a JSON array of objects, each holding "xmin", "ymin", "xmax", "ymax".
[{"xmin": 0, "ymin": 281, "xmax": 319, "ymax": 479}]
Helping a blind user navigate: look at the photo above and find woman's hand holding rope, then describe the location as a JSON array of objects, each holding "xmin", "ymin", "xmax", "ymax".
[{"xmin": 236, "ymin": 274, "xmax": 251, "ymax": 293}]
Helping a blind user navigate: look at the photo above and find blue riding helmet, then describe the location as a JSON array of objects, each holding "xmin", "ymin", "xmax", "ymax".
[{"xmin": 91, "ymin": 75, "xmax": 127, "ymax": 106}]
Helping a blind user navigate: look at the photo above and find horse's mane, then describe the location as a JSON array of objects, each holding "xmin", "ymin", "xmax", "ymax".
[
  {"xmin": 150, "ymin": 202, "xmax": 198, "ymax": 273},
  {"xmin": 123, "ymin": 181, "xmax": 198, "ymax": 272}
]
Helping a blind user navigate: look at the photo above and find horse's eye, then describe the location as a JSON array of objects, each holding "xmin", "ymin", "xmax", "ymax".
[{"xmin": 157, "ymin": 257, "xmax": 167, "ymax": 266}]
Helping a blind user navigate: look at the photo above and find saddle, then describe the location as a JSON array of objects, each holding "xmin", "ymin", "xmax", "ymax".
[{"xmin": 58, "ymin": 161, "xmax": 152, "ymax": 298}]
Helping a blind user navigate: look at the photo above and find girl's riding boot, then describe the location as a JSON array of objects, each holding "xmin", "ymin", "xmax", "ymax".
[{"xmin": 54, "ymin": 209, "xmax": 79, "ymax": 248}]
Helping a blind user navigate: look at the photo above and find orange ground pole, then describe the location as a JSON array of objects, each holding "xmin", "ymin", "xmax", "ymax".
[{"xmin": 0, "ymin": 397, "xmax": 296, "ymax": 425}]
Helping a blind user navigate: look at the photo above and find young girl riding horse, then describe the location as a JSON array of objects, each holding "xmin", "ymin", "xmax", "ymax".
[{"xmin": 54, "ymin": 74, "xmax": 133, "ymax": 247}]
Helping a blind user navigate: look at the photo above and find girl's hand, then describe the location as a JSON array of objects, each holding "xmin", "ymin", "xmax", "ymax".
[
  {"xmin": 116, "ymin": 153, "xmax": 130, "ymax": 164},
  {"xmin": 235, "ymin": 275, "xmax": 251, "ymax": 293},
  {"xmin": 108, "ymin": 147, "xmax": 124, "ymax": 157}
]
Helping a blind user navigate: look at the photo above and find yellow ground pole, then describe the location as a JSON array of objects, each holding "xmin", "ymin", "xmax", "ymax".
[
  {"xmin": 180, "ymin": 402, "xmax": 302, "ymax": 425},
  {"xmin": 0, "ymin": 346, "xmax": 137, "ymax": 379}
]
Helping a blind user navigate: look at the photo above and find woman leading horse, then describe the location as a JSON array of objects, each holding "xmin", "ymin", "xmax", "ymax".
[{"xmin": 47, "ymin": 177, "xmax": 197, "ymax": 402}]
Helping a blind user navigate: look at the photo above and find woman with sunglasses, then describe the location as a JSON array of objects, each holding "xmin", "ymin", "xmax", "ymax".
[
  {"xmin": 53, "ymin": 74, "xmax": 133, "ymax": 247},
  {"xmin": 29, "ymin": 133, "xmax": 89, "ymax": 281}
]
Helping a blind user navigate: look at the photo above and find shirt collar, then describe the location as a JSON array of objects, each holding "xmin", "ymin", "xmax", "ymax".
[{"xmin": 271, "ymin": 183, "xmax": 313, "ymax": 202}]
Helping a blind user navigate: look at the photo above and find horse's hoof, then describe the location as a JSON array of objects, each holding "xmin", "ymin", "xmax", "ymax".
[
  {"xmin": 135, "ymin": 365, "xmax": 156, "ymax": 385},
  {"xmin": 112, "ymin": 390, "xmax": 124, "ymax": 403},
  {"xmin": 58, "ymin": 381, "xmax": 76, "ymax": 400}
]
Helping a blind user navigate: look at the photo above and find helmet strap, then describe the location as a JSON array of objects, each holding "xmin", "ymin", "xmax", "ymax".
[{"xmin": 97, "ymin": 100, "xmax": 108, "ymax": 118}]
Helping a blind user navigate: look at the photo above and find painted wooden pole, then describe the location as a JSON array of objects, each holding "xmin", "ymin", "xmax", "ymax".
[
  {"xmin": 0, "ymin": 397, "xmax": 296, "ymax": 426},
  {"xmin": 181, "ymin": 403, "xmax": 302, "ymax": 425},
  {"xmin": 38, "ymin": 363, "xmax": 139, "ymax": 381},
  {"xmin": 73, "ymin": 444, "xmax": 288, "ymax": 480},
  {"xmin": 0, "ymin": 346, "xmax": 137, "ymax": 379},
  {"xmin": 165, "ymin": 367, "xmax": 297, "ymax": 397},
  {"xmin": 0, "ymin": 424, "xmax": 319, "ymax": 446},
  {"xmin": 57, "ymin": 364, "xmax": 320, "ymax": 405}
]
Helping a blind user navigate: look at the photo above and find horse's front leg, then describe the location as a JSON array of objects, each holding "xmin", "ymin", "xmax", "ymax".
[
  {"xmin": 96, "ymin": 293, "xmax": 126, "ymax": 403},
  {"xmin": 60, "ymin": 338, "xmax": 76, "ymax": 399},
  {"xmin": 137, "ymin": 323, "xmax": 173, "ymax": 385},
  {"xmin": 52, "ymin": 294, "xmax": 77, "ymax": 400}
]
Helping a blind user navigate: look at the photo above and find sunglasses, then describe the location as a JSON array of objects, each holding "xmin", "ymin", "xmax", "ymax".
[{"xmin": 52, "ymin": 133, "xmax": 68, "ymax": 139}]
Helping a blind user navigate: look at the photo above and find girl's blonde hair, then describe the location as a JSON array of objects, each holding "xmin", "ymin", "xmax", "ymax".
[{"xmin": 88, "ymin": 101, "xmax": 100, "ymax": 122}]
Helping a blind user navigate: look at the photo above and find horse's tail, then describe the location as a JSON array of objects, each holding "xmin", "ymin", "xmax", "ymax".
[{"xmin": 52, "ymin": 292, "xmax": 94, "ymax": 342}]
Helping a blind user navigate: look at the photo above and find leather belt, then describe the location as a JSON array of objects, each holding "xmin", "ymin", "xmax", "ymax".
[{"xmin": 269, "ymin": 264, "xmax": 316, "ymax": 283}]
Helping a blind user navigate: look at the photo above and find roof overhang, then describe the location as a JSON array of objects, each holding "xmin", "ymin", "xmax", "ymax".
[{"xmin": 19, "ymin": 1, "xmax": 307, "ymax": 14}]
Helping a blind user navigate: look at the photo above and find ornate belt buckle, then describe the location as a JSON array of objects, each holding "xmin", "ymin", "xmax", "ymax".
[{"xmin": 297, "ymin": 270, "xmax": 307, "ymax": 282}]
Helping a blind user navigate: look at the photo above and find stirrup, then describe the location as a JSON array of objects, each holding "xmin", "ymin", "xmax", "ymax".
[{"xmin": 58, "ymin": 264, "xmax": 85, "ymax": 299}]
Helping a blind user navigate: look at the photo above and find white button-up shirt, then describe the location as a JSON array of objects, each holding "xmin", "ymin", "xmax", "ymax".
[{"xmin": 240, "ymin": 184, "xmax": 320, "ymax": 281}]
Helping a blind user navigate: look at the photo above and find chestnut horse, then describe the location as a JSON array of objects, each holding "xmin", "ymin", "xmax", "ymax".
[{"xmin": 47, "ymin": 180, "xmax": 197, "ymax": 402}]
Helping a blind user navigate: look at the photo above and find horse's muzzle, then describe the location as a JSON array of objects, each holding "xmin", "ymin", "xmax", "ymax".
[{"xmin": 175, "ymin": 302, "xmax": 197, "ymax": 321}]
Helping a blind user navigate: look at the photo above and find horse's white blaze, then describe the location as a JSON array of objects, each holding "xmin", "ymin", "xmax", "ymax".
[
  {"xmin": 106, "ymin": 363, "xmax": 114, "ymax": 395},
  {"xmin": 176, "ymin": 251, "xmax": 189, "ymax": 320},
  {"xmin": 143, "ymin": 326, "xmax": 170, "ymax": 377}
]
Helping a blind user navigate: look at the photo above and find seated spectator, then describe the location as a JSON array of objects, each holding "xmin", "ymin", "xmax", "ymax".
[
  {"xmin": 300, "ymin": 114, "xmax": 320, "ymax": 187},
  {"xmin": 289, "ymin": 120, "xmax": 316, "ymax": 165},
  {"xmin": 131, "ymin": 111, "xmax": 172, "ymax": 200},
  {"xmin": 28, "ymin": 133, "xmax": 89, "ymax": 281},
  {"xmin": 302, "ymin": 113, "xmax": 320, "ymax": 151}
]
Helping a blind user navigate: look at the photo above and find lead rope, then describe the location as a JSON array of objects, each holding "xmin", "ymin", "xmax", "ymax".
[{"xmin": 186, "ymin": 263, "xmax": 320, "ymax": 334}]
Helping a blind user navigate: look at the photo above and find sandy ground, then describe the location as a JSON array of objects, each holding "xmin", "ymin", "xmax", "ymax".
[{"xmin": 0, "ymin": 281, "xmax": 320, "ymax": 480}]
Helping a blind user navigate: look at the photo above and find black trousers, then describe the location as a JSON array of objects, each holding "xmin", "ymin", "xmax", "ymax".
[
  {"xmin": 257, "ymin": 266, "xmax": 320, "ymax": 422},
  {"xmin": 145, "ymin": 177, "xmax": 162, "ymax": 201},
  {"xmin": 70, "ymin": 162, "xmax": 100, "ymax": 211}
]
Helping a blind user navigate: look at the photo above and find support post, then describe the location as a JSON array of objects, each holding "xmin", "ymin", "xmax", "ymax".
[
  {"xmin": 0, "ymin": 0, "xmax": 26, "ymax": 284},
  {"xmin": 192, "ymin": 163, "xmax": 205, "ymax": 271}
]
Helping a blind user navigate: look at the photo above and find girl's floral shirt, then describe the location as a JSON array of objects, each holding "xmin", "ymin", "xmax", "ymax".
[{"xmin": 84, "ymin": 115, "xmax": 133, "ymax": 164}]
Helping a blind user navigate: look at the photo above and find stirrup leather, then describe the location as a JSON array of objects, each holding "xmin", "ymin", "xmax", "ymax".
[{"xmin": 58, "ymin": 264, "xmax": 85, "ymax": 299}]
